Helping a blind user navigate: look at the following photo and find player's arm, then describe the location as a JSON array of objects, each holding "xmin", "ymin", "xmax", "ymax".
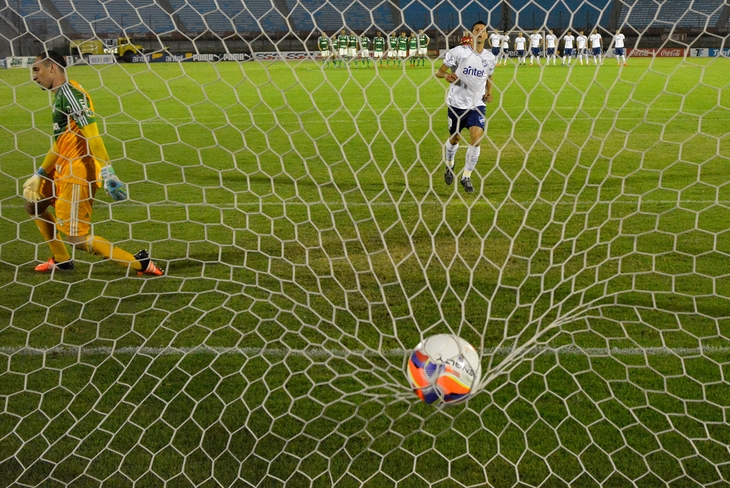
[
  {"xmin": 436, "ymin": 63, "xmax": 457, "ymax": 83},
  {"xmin": 80, "ymin": 122, "xmax": 127, "ymax": 201},
  {"xmin": 483, "ymin": 75, "xmax": 493, "ymax": 103}
]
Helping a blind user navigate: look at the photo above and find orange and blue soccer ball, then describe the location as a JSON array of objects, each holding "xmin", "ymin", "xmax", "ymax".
[{"xmin": 407, "ymin": 334, "xmax": 482, "ymax": 405}]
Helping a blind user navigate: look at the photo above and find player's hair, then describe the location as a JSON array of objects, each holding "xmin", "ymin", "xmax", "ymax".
[
  {"xmin": 36, "ymin": 50, "xmax": 66, "ymax": 70},
  {"xmin": 471, "ymin": 20, "xmax": 486, "ymax": 30}
]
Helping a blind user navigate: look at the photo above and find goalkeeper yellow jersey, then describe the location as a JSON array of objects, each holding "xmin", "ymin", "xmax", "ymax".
[{"xmin": 51, "ymin": 80, "xmax": 101, "ymax": 186}]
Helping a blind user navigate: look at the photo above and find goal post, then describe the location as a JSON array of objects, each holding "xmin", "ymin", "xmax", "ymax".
[{"xmin": 1, "ymin": 0, "xmax": 730, "ymax": 486}]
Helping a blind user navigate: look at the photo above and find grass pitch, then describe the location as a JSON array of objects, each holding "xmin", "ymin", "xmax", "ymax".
[{"xmin": 0, "ymin": 56, "xmax": 730, "ymax": 486}]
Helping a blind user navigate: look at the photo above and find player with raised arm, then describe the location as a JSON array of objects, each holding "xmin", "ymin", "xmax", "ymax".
[
  {"xmin": 435, "ymin": 21, "xmax": 496, "ymax": 194},
  {"xmin": 576, "ymin": 30, "xmax": 588, "ymax": 65},
  {"xmin": 500, "ymin": 31, "xmax": 510, "ymax": 65},
  {"xmin": 562, "ymin": 30, "xmax": 575, "ymax": 65},
  {"xmin": 614, "ymin": 29, "xmax": 627, "ymax": 66},
  {"xmin": 373, "ymin": 31, "xmax": 386, "ymax": 67},
  {"xmin": 318, "ymin": 31, "xmax": 332, "ymax": 67},
  {"xmin": 417, "ymin": 29, "xmax": 430, "ymax": 66},
  {"xmin": 545, "ymin": 30, "xmax": 558, "ymax": 65},
  {"xmin": 359, "ymin": 32, "xmax": 371, "ymax": 67},
  {"xmin": 24, "ymin": 51, "xmax": 163, "ymax": 276},
  {"xmin": 490, "ymin": 29, "xmax": 502, "ymax": 64},
  {"xmin": 589, "ymin": 29, "xmax": 603, "ymax": 65},
  {"xmin": 514, "ymin": 32, "xmax": 527, "ymax": 65},
  {"xmin": 529, "ymin": 29, "xmax": 543, "ymax": 66}
]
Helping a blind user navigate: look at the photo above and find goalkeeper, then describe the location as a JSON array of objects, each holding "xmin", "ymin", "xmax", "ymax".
[{"xmin": 23, "ymin": 51, "xmax": 163, "ymax": 276}]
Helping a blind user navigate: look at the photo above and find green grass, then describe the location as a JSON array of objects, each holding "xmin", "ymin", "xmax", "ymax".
[{"xmin": 1, "ymin": 56, "xmax": 730, "ymax": 486}]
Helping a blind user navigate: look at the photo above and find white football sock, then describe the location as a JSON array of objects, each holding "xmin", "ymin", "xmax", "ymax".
[{"xmin": 465, "ymin": 145, "xmax": 480, "ymax": 172}]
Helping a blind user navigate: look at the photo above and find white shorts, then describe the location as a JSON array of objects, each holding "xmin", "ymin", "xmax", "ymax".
[
  {"xmin": 373, "ymin": 51, "xmax": 383, "ymax": 59},
  {"xmin": 360, "ymin": 49, "xmax": 369, "ymax": 58},
  {"xmin": 418, "ymin": 47, "xmax": 427, "ymax": 56},
  {"xmin": 397, "ymin": 50, "xmax": 407, "ymax": 58},
  {"xmin": 388, "ymin": 49, "xmax": 397, "ymax": 58},
  {"xmin": 348, "ymin": 48, "xmax": 357, "ymax": 57},
  {"xmin": 339, "ymin": 48, "xmax": 347, "ymax": 57}
]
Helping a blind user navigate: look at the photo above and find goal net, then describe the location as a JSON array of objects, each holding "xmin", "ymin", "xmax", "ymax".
[{"xmin": 1, "ymin": 0, "xmax": 729, "ymax": 485}]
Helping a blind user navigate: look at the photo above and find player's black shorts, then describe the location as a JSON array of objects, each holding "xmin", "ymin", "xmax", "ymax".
[
  {"xmin": 517, "ymin": 50, "xmax": 524, "ymax": 57},
  {"xmin": 615, "ymin": 47, "xmax": 624, "ymax": 56},
  {"xmin": 448, "ymin": 105, "xmax": 486, "ymax": 135},
  {"xmin": 547, "ymin": 48, "xmax": 555, "ymax": 55},
  {"xmin": 564, "ymin": 48, "xmax": 573, "ymax": 56},
  {"xmin": 593, "ymin": 47, "xmax": 601, "ymax": 56},
  {"xmin": 531, "ymin": 47, "xmax": 540, "ymax": 56},
  {"xmin": 491, "ymin": 47, "xmax": 500, "ymax": 56}
]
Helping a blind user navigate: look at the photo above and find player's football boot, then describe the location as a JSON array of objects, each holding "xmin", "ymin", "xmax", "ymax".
[
  {"xmin": 134, "ymin": 249, "xmax": 164, "ymax": 276},
  {"xmin": 444, "ymin": 165, "xmax": 454, "ymax": 185},
  {"xmin": 460, "ymin": 177, "xmax": 474, "ymax": 193},
  {"xmin": 35, "ymin": 258, "xmax": 74, "ymax": 272}
]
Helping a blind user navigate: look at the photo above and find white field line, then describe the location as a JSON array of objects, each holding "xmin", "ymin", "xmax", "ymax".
[
  {"xmin": 1, "ymin": 200, "xmax": 728, "ymax": 210},
  {"xmin": 0, "ymin": 345, "xmax": 727, "ymax": 358}
]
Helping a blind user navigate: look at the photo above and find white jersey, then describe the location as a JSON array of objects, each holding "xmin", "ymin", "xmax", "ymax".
[
  {"xmin": 501, "ymin": 34, "xmax": 510, "ymax": 49},
  {"xmin": 515, "ymin": 37, "xmax": 526, "ymax": 50},
  {"xmin": 442, "ymin": 45, "xmax": 496, "ymax": 110},
  {"xmin": 490, "ymin": 34, "xmax": 501, "ymax": 48},
  {"xmin": 563, "ymin": 35, "xmax": 575, "ymax": 49},
  {"xmin": 546, "ymin": 34, "xmax": 557, "ymax": 48},
  {"xmin": 615, "ymin": 33, "xmax": 625, "ymax": 48},
  {"xmin": 529, "ymin": 33, "xmax": 542, "ymax": 48},
  {"xmin": 589, "ymin": 33, "xmax": 601, "ymax": 48},
  {"xmin": 576, "ymin": 35, "xmax": 587, "ymax": 49}
]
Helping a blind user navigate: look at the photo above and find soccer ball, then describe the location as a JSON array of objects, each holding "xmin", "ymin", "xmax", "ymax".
[{"xmin": 406, "ymin": 334, "xmax": 482, "ymax": 405}]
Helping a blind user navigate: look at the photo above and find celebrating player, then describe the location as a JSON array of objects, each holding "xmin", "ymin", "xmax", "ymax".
[
  {"xmin": 417, "ymin": 29, "xmax": 430, "ymax": 66},
  {"xmin": 576, "ymin": 30, "xmax": 588, "ymax": 65},
  {"xmin": 500, "ymin": 31, "xmax": 510, "ymax": 65},
  {"xmin": 24, "ymin": 51, "xmax": 163, "ymax": 276},
  {"xmin": 317, "ymin": 31, "xmax": 332, "ymax": 67},
  {"xmin": 545, "ymin": 30, "xmax": 558, "ymax": 65},
  {"xmin": 514, "ymin": 32, "xmax": 527, "ymax": 65},
  {"xmin": 562, "ymin": 30, "xmax": 575, "ymax": 65},
  {"xmin": 589, "ymin": 29, "xmax": 603, "ymax": 65},
  {"xmin": 435, "ymin": 21, "xmax": 496, "ymax": 194},
  {"xmin": 373, "ymin": 31, "xmax": 386, "ymax": 67},
  {"xmin": 529, "ymin": 29, "xmax": 543, "ymax": 65},
  {"xmin": 614, "ymin": 29, "xmax": 627, "ymax": 66}
]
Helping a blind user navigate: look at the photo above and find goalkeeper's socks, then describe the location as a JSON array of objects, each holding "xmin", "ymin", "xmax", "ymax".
[
  {"xmin": 445, "ymin": 141, "xmax": 459, "ymax": 164},
  {"xmin": 34, "ymin": 211, "xmax": 71, "ymax": 264},
  {"xmin": 86, "ymin": 236, "xmax": 143, "ymax": 271}
]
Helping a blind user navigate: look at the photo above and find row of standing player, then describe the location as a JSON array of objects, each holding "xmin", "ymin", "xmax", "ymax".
[
  {"xmin": 317, "ymin": 30, "xmax": 430, "ymax": 67},
  {"xmin": 484, "ymin": 28, "xmax": 628, "ymax": 67}
]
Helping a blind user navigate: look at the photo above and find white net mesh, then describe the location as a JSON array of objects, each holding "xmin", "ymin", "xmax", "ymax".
[{"xmin": 1, "ymin": 0, "xmax": 730, "ymax": 486}]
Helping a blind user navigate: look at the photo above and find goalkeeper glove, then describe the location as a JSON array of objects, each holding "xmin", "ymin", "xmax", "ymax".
[
  {"xmin": 100, "ymin": 166, "xmax": 128, "ymax": 202},
  {"xmin": 22, "ymin": 168, "xmax": 49, "ymax": 203}
]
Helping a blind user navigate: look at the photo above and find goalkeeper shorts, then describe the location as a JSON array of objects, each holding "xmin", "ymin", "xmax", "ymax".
[{"xmin": 39, "ymin": 177, "xmax": 98, "ymax": 237}]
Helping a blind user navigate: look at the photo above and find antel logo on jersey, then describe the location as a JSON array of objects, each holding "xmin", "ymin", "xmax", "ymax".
[{"xmin": 462, "ymin": 66, "xmax": 485, "ymax": 76}]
